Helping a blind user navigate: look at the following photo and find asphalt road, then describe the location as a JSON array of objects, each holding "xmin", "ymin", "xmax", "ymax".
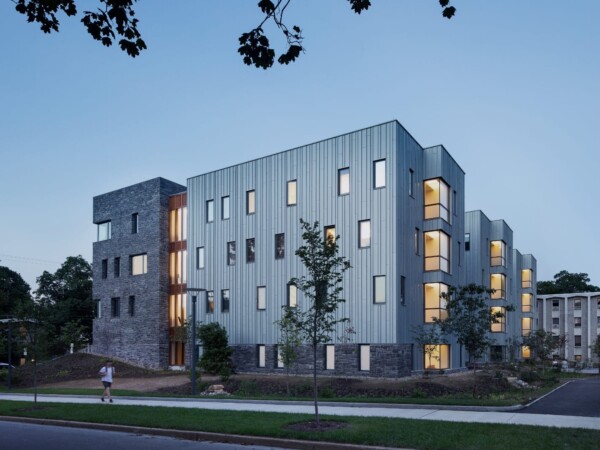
[
  {"xmin": 519, "ymin": 378, "xmax": 600, "ymax": 417},
  {"xmin": 0, "ymin": 421, "xmax": 286, "ymax": 450}
]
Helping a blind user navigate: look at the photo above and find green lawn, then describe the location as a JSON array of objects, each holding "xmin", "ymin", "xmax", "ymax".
[{"xmin": 0, "ymin": 400, "xmax": 597, "ymax": 449}]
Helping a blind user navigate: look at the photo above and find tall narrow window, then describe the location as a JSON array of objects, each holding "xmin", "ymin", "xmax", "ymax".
[
  {"xmin": 111, "ymin": 297, "xmax": 120, "ymax": 317},
  {"xmin": 227, "ymin": 241, "xmax": 236, "ymax": 266},
  {"xmin": 424, "ymin": 178, "xmax": 450, "ymax": 222},
  {"xmin": 128, "ymin": 296, "xmax": 135, "ymax": 317},
  {"xmin": 491, "ymin": 307, "xmax": 506, "ymax": 332},
  {"xmin": 490, "ymin": 240, "xmax": 507, "ymax": 267},
  {"xmin": 221, "ymin": 196, "xmax": 230, "ymax": 220},
  {"xmin": 275, "ymin": 233, "xmax": 285, "ymax": 259},
  {"xmin": 246, "ymin": 190, "xmax": 256, "ymax": 214},
  {"xmin": 424, "ymin": 283, "xmax": 449, "ymax": 323},
  {"xmin": 287, "ymin": 283, "xmax": 297, "ymax": 308},
  {"xmin": 424, "ymin": 231, "xmax": 451, "ymax": 273},
  {"xmin": 257, "ymin": 286, "xmax": 266, "ymax": 310},
  {"xmin": 131, "ymin": 254, "xmax": 148, "ymax": 275},
  {"xmin": 522, "ymin": 269, "xmax": 533, "ymax": 289},
  {"xmin": 400, "ymin": 276, "xmax": 406, "ymax": 305},
  {"xmin": 325, "ymin": 345, "xmax": 335, "ymax": 370},
  {"xmin": 221, "ymin": 289, "xmax": 230, "ymax": 313},
  {"xmin": 374, "ymin": 159, "xmax": 385, "ymax": 188},
  {"xmin": 373, "ymin": 275, "xmax": 386, "ymax": 304},
  {"xmin": 465, "ymin": 233, "xmax": 471, "ymax": 251},
  {"xmin": 522, "ymin": 346, "xmax": 531, "ymax": 359},
  {"xmin": 197, "ymin": 247, "xmax": 205, "ymax": 269},
  {"xmin": 169, "ymin": 250, "xmax": 187, "ymax": 284},
  {"xmin": 359, "ymin": 220, "xmax": 371, "ymax": 248},
  {"xmin": 458, "ymin": 242, "xmax": 462, "ymax": 266},
  {"xmin": 95, "ymin": 299, "xmax": 102, "ymax": 319},
  {"xmin": 101, "ymin": 259, "xmax": 108, "ymax": 279},
  {"xmin": 246, "ymin": 238, "xmax": 256, "ymax": 263},
  {"xmin": 338, "ymin": 167, "xmax": 350, "ymax": 195},
  {"xmin": 359, "ymin": 345, "xmax": 370, "ymax": 371},
  {"xmin": 408, "ymin": 169, "xmax": 414, "ymax": 197},
  {"xmin": 97, "ymin": 221, "xmax": 111, "ymax": 241},
  {"xmin": 490, "ymin": 274, "xmax": 506, "ymax": 299},
  {"xmin": 324, "ymin": 226, "xmax": 336, "ymax": 244},
  {"xmin": 453, "ymin": 190, "xmax": 457, "ymax": 216},
  {"xmin": 131, "ymin": 213, "xmax": 138, "ymax": 234},
  {"xmin": 257, "ymin": 345, "xmax": 266, "ymax": 367},
  {"xmin": 287, "ymin": 180, "xmax": 297, "ymax": 206},
  {"xmin": 206, "ymin": 200, "xmax": 214, "ymax": 223},
  {"xmin": 522, "ymin": 294, "xmax": 532, "ymax": 312},
  {"xmin": 277, "ymin": 346, "xmax": 284, "ymax": 368},
  {"xmin": 114, "ymin": 257, "xmax": 120, "ymax": 278},
  {"xmin": 575, "ymin": 335, "xmax": 582, "ymax": 347},
  {"xmin": 521, "ymin": 317, "xmax": 532, "ymax": 336},
  {"xmin": 415, "ymin": 228, "xmax": 420, "ymax": 255},
  {"xmin": 206, "ymin": 291, "xmax": 214, "ymax": 313}
]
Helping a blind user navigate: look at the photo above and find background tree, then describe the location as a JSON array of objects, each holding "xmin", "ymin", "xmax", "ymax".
[
  {"xmin": 522, "ymin": 330, "xmax": 567, "ymax": 372},
  {"xmin": 274, "ymin": 306, "xmax": 303, "ymax": 395},
  {"xmin": 196, "ymin": 322, "xmax": 233, "ymax": 380},
  {"xmin": 0, "ymin": 266, "xmax": 34, "ymax": 362},
  {"xmin": 12, "ymin": 0, "xmax": 456, "ymax": 65},
  {"xmin": 291, "ymin": 219, "xmax": 351, "ymax": 427},
  {"xmin": 537, "ymin": 270, "xmax": 599, "ymax": 295}
]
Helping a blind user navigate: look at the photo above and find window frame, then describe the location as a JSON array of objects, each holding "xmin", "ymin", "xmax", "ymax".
[
  {"xmin": 358, "ymin": 219, "xmax": 371, "ymax": 248},
  {"xmin": 287, "ymin": 283, "xmax": 297, "ymax": 308},
  {"xmin": 221, "ymin": 289, "xmax": 230, "ymax": 313},
  {"xmin": 111, "ymin": 297, "xmax": 120, "ymax": 318},
  {"xmin": 257, "ymin": 344, "xmax": 266, "ymax": 368},
  {"xmin": 424, "ymin": 178, "xmax": 450, "ymax": 222},
  {"xmin": 128, "ymin": 295, "xmax": 135, "ymax": 317},
  {"xmin": 114, "ymin": 257, "xmax": 120, "ymax": 278},
  {"xmin": 227, "ymin": 241, "xmax": 236, "ymax": 266},
  {"xmin": 246, "ymin": 190, "xmax": 256, "ymax": 215},
  {"xmin": 408, "ymin": 169, "xmax": 414, "ymax": 198},
  {"xmin": 275, "ymin": 233, "xmax": 285, "ymax": 260},
  {"xmin": 424, "ymin": 282, "xmax": 449, "ymax": 323},
  {"xmin": 325, "ymin": 345, "xmax": 335, "ymax": 370},
  {"xmin": 206, "ymin": 290, "xmax": 214, "ymax": 314},
  {"xmin": 197, "ymin": 246, "xmax": 205, "ymax": 270},
  {"xmin": 246, "ymin": 238, "xmax": 256, "ymax": 263},
  {"xmin": 338, "ymin": 167, "xmax": 350, "ymax": 196},
  {"xmin": 101, "ymin": 259, "xmax": 108, "ymax": 279},
  {"xmin": 97, "ymin": 221, "xmax": 111, "ymax": 242},
  {"xmin": 287, "ymin": 180, "xmax": 297, "ymax": 206},
  {"xmin": 424, "ymin": 344, "xmax": 450, "ymax": 370},
  {"xmin": 130, "ymin": 253, "xmax": 148, "ymax": 276},
  {"xmin": 257, "ymin": 286, "xmax": 266, "ymax": 310},
  {"xmin": 206, "ymin": 199, "xmax": 214, "ymax": 223},
  {"xmin": 373, "ymin": 159, "xmax": 386, "ymax": 189},
  {"xmin": 424, "ymin": 230, "xmax": 451, "ymax": 273},
  {"xmin": 490, "ymin": 273, "xmax": 506, "ymax": 300},
  {"xmin": 490, "ymin": 240, "xmax": 507, "ymax": 267},
  {"xmin": 373, "ymin": 275, "xmax": 386, "ymax": 304},
  {"xmin": 490, "ymin": 306, "xmax": 506, "ymax": 333},
  {"xmin": 359, "ymin": 344, "xmax": 370, "ymax": 371},
  {"xmin": 221, "ymin": 196, "xmax": 230, "ymax": 220},
  {"xmin": 131, "ymin": 213, "xmax": 138, "ymax": 234},
  {"xmin": 324, "ymin": 226, "xmax": 336, "ymax": 244}
]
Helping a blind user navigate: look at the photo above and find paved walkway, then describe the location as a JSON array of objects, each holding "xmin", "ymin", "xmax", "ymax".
[{"xmin": 2, "ymin": 393, "xmax": 600, "ymax": 431}]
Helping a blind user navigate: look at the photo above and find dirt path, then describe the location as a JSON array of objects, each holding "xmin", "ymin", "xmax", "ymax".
[{"xmin": 40, "ymin": 375, "xmax": 193, "ymax": 392}]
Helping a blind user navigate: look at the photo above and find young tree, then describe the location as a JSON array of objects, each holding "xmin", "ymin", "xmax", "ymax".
[
  {"xmin": 12, "ymin": 1, "xmax": 456, "ymax": 63},
  {"xmin": 522, "ymin": 330, "xmax": 567, "ymax": 372},
  {"xmin": 291, "ymin": 219, "xmax": 351, "ymax": 426},
  {"xmin": 411, "ymin": 324, "xmax": 445, "ymax": 376},
  {"xmin": 196, "ymin": 322, "xmax": 233, "ymax": 380},
  {"xmin": 436, "ymin": 284, "xmax": 509, "ymax": 396},
  {"xmin": 274, "ymin": 306, "xmax": 303, "ymax": 395}
]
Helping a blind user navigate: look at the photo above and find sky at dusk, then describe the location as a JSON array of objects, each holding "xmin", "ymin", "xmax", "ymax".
[{"xmin": 0, "ymin": 1, "xmax": 598, "ymax": 290}]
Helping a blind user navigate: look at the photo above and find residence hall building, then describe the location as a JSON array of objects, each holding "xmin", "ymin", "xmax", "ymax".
[
  {"xmin": 537, "ymin": 292, "xmax": 600, "ymax": 364},
  {"xmin": 91, "ymin": 120, "xmax": 537, "ymax": 375}
]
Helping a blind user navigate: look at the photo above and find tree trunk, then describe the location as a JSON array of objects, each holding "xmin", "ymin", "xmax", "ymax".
[
  {"xmin": 312, "ymin": 341, "xmax": 319, "ymax": 427},
  {"xmin": 471, "ymin": 355, "xmax": 477, "ymax": 398}
]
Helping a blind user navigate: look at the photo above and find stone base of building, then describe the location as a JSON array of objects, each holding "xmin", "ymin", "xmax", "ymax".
[{"xmin": 230, "ymin": 344, "xmax": 413, "ymax": 378}]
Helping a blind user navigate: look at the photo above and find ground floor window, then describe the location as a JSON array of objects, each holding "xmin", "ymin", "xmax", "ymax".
[
  {"xmin": 325, "ymin": 345, "xmax": 335, "ymax": 370},
  {"xmin": 521, "ymin": 346, "xmax": 531, "ymax": 359},
  {"xmin": 258, "ymin": 344, "xmax": 266, "ymax": 367},
  {"xmin": 424, "ymin": 344, "xmax": 450, "ymax": 370},
  {"xmin": 359, "ymin": 344, "xmax": 370, "ymax": 371},
  {"xmin": 169, "ymin": 342, "xmax": 185, "ymax": 366}
]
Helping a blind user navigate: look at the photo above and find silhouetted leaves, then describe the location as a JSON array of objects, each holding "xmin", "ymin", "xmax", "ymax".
[
  {"xmin": 14, "ymin": 0, "xmax": 77, "ymax": 33},
  {"xmin": 238, "ymin": 28, "xmax": 275, "ymax": 69},
  {"xmin": 439, "ymin": 0, "xmax": 456, "ymax": 19},
  {"xmin": 347, "ymin": 0, "xmax": 372, "ymax": 14}
]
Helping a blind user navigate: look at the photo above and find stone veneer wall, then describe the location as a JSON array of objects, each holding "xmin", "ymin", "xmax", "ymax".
[
  {"xmin": 92, "ymin": 177, "xmax": 185, "ymax": 369},
  {"xmin": 231, "ymin": 344, "xmax": 413, "ymax": 378}
]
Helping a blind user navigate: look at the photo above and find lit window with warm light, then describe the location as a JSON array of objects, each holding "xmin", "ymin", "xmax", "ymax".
[
  {"xmin": 169, "ymin": 249, "xmax": 187, "ymax": 284},
  {"xmin": 424, "ymin": 283, "xmax": 449, "ymax": 323},
  {"xmin": 338, "ymin": 168, "xmax": 350, "ymax": 195},
  {"xmin": 490, "ymin": 240, "xmax": 506, "ymax": 267},
  {"xmin": 522, "ymin": 269, "xmax": 533, "ymax": 289},
  {"xmin": 424, "ymin": 230, "xmax": 450, "ymax": 272},
  {"xmin": 521, "ymin": 346, "xmax": 531, "ymax": 359},
  {"xmin": 424, "ymin": 178, "xmax": 450, "ymax": 222},
  {"xmin": 522, "ymin": 293, "xmax": 533, "ymax": 312},
  {"xmin": 491, "ymin": 306, "xmax": 506, "ymax": 332},
  {"xmin": 424, "ymin": 344, "xmax": 450, "ymax": 370},
  {"xmin": 131, "ymin": 254, "xmax": 147, "ymax": 275},
  {"xmin": 490, "ymin": 273, "xmax": 506, "ymax": 299},
  {"xmin": 522, "ymin": 317, "xmax": 533, "ymax": 336},
  {"xmin": 325, "ymin": 225, "xmax": 336, "ymax": 244}
]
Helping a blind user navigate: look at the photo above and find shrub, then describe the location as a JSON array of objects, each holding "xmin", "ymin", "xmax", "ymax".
[{"xmin": 196, "ymin": 322, "xmax": 233, "ymax": 380}]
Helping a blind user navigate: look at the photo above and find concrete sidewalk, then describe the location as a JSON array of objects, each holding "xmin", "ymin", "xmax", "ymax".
[{"xmin": 2, "ymin": 393, "xmax": 600, "ymax": 430}]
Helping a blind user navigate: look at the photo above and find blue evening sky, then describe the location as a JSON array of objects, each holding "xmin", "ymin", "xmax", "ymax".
[{"xmin": 0, "ymin": 1, "xmax": 598, "ymax": 289}]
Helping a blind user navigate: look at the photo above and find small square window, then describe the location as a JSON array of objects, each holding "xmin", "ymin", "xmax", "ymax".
[
  {"xmin": 206, "ymin": 200, "xmax": 214, "ymax": 223},
  {"xmin": 131, "ymin": 254, "xmax": 147, "ymax": 275},
  {"xmin": 247, "ymin": 190, "xmax": 256, "ymax": 215},
  {"xmin": 287, "ymin": 180, "xmax": 297, "ymax": 206},
  {"xmin": 374, "ymin": 159, "xmax": 385, "ymax": 189},
  {"xmin": 257, "ymin": 286, "xmax": 266, "ymax": 310},
  {"xmin": 338, "ymin": 168, "xmax": 350, "ymax": 195}
]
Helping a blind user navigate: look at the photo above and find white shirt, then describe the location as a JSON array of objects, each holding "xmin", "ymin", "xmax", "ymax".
[{"xmin": 100, "ymin": 366, "xmax": 115, "ymax": 383}]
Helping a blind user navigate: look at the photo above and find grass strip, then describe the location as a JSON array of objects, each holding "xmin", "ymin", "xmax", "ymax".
[{"xmin": 0, "ymin": 400, "xmax": 598, "ymax": 450}]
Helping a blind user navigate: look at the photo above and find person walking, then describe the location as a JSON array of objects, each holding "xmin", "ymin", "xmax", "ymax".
[{"xmin": 99, "ymin": 360, "xmax": 116, "ymax": 403}]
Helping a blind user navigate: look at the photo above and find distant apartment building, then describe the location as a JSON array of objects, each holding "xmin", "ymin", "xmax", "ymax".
[
  {"xmin": 91, "ymin": 121, "xmax": 537, "ymax": 374},
  {"xmin": 537, "ymin": 293, "xmax": 600, "ymax": 363}
]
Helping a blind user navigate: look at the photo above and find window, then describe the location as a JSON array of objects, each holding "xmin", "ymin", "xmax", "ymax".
[
  {"xmin": 287, "ymin": 180, "xmax": 297, "ymax": 206},
  {"xmin": 338, "ymin": 167, "xmax": 350, "ymax": 195},
  {"xmin": 114, "ymin": 257, "xmax": 120, "ymax": 278},
  {"xmin": 169, "ymin": 293, "xmax": 187, "ymax": 329},
  {"xmin": 257, "ymin": 345, "xmax": 266, "ymax": 367},
  {"xmin": 128, "ymin": 296, "xmax": 135, "ymax": 317},
  {"xmin": 522, "ymin": 346, "xmax": 531, "ymax": 359},
  {"xmin": 101, "ymin": 259, "xmax": 108, "ymax": 279},
  {"xmin": 522, "ymin": 317, "xmax": 533, "ymax": 336},
  {"xmin": 491, "ymin": 307, "xmax": 506, "ymax": 332},
  {"xmin": 359, "ymin": 220, "xmax": 371, "ymax": 248},
  {"xmin": 95, "ymin": 299, "xmax": 101, "ymax": 319},
  {"xmin": 400, "ymin": 276, "xmax": 406, "ymax": 305},
  {"xmin": 359, "ymin": 345, "xmax": 371, "ymax": 371},
  {"xmin": 246, "ymin": 238, "xmax": 256, "ymax": 263},
  {"xmin": 325, "ymin": 345, "xmax": 335, "ymax": 370},
  {"xmin": 458, "ymin": 242, "xmax": 461, "ymax": 266},
  {"xmin": 373, "ymin": 159, "xmax": 385, "ymax": 188},
  {"xmin": 490, "ymin": 241, "xmax": 507, "ymax": 267},
  {"xmin": 131, "ymin": 213, "xmax": 138, "ymax": 234},
  {"xmin": 287, "ymin": 283, "xmax": 297, "ymax": 308},
  {"xmin": 415, "ymin": 228, "xmax": 420, "ymax": 255},
  {"xmin": 221, "ymin": 196, "xmax": 230, "ymax": 220},
  {"xmin": 424, "ymin": 230, "xmax": 450, "ymax": 273},
  {"xmin": 275, "ymin": 233, "xmax": 285, "ymax": 259},
  {"xmin": 97, "ymin": 221, "xmax": 111, "ymax": 241},
  {"xmin": 574, "ymin": 300, "xmax": 582, "ymax": 310},
  {"xmin": 373, "ymin": 275, "xmax": 386, "ymax": 304},
  {"xmin": 206, "ymin": 291, "xmax": 214, "ymax": 313},
  {"xmin": 169, "ymin": 207, "xmax": 187, "ymax": 242},
  {"xmin": 453, "ymin": 190, "xmax": 457, "ymax": 216},
  {"xmin": 465, "ymin": 233, "xmax": 470, "ymax": 251},
  {"xmin": 170, "ymin": 250, "xmax": 187, "ymax": 284},
  {"xmin": 490, "ymin": 274, "xmax": 506, "ymax": 299},
  {"xmin": 408, "ymin": 169, "xmax": 414, "ymax": 197},
  {"xmin": 552, "ymin": 299, "xmax": 560, "ymax": 310},
  {"xmin": 276, "ymin": 346, "xmax": 284, "ymax": 368},
  {"xmin": 324, "ymin": 226, "xmax": 336, "ymax": 244},
  {"xmin": 424, "ymin": 344, "xmax": 450, "ymax": 370},
  {"xmin": 522, "ymin": 293, "xmax": 533, "ymax": 312},
  {"xmin": 574, "ymin": 317, "xmax": 582, "ymax": 327},
  {"xmin": 424, "ymin": 178, "xmax": 450, "ymax": 222},
  {"xmin": 552, "ymin": 317, "xmax": 559, "ymax": 328},
  {"xmin": 257, "ymin": 286, "xmax": 266, "ymax": 310},
  {"xmin": 206, "ymin": 200, "xmax": 214, "ymax": 223},
  {"xmin": 197, "ymin": 247, "xmax": 205, "ymax": 269},
  {"xmin": 246, "ymin": 190, "xmax": 256, "ymax": 215},
  {"xmin": 111, "ymin": 297, "xmax": 120, "ymax": 317},
  {"xmin": 131, "ymin": 254, "xmax": 147, "ymax": 275},
  {"xmin": 575, "ymin": 335, "xmax": 582, "ymax": 347},
  {"xmin": 222, "ymin": 289, "xmax": 230, "ymax": 313},
  {"xmin": 227, "ymin": 241, "xmax": 236, "ymax": 266},
  {"xmin": 522, "ymin": 269, "xmax": 533, "ymax": 289},
  {"xmin": 424, "ymin": 283, "xmax": 449, "ymax": 323}
]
